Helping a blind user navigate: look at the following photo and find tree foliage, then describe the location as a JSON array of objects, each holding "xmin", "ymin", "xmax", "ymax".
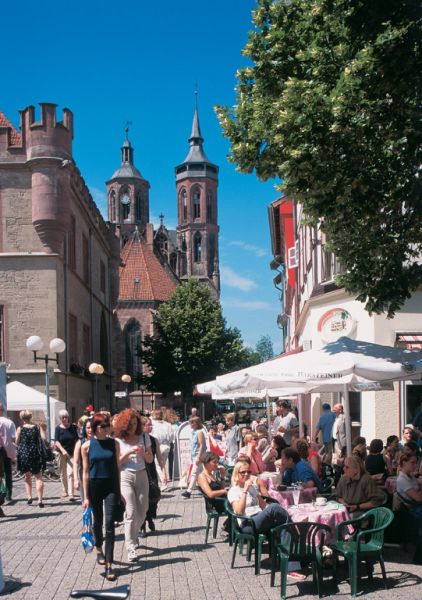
[
  {"xmin": 138, "ymin": 279, "xmax": 255, "ymax": 396},
  {"xmin": 254, "ymin": 334, "xmax": 275, "ymax": 362},
  {"xmin": 216, "ymin": 0, "xmax": 422, "ymax": 316}
]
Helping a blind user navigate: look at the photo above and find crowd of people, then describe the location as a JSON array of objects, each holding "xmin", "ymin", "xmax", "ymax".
[{"xmin": 2, "ymin": 398, "xmax": 422, "ymax": 575}]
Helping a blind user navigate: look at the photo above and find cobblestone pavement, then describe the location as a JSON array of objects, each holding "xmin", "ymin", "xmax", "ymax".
[{"xmin": 1, "ymin": 480, "xmax": 422, "ymax": 599}]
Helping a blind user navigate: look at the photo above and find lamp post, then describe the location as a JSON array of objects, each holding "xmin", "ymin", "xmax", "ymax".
[
  {"xmin": 89, "ymin": 362, "xmax": 104, "ymax": 411},
  {"xmin": 26, "ymin": 335, "xmax": 66, "ymax": 442},
  {"xmin": 139, "ymin": 384, "xmax": 146, "ymax": 414},
  {"xmin": 121, "ymin": 374, "xmax": 132, "ymax": 407}
]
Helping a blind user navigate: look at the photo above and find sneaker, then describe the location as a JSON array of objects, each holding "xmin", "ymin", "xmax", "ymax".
[
  {"xmin": 128, "ymin": 548, "xmax": 138, "ymax": 563},
  {"xmin": 181, "ymin": 491, "xmax": 191, "ymax": 499},
  {"xmin": 139, "ymin": 528, "xmax": 147, "ymax": 539}
]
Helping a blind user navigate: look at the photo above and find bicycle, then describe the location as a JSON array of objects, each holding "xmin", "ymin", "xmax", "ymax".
[{"xmin": 70, "ymin": 584, "xmax": 130, "ymax": 599}]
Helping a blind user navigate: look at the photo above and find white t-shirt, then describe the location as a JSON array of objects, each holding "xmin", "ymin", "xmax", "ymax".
[
  {"xmin": 279, "ymin": 412, "xmax": 298, "ymax": 445},
  {"xmin": 397, "ymin": 472, "xmax": 420, "ymax": 503},
  {"xmin": 227, "ymin": 484, "xmax": 262, "ymax": 518},
  {"xmin": 151, "ymin": 420, "xmax": 174, "ymax": 447},
  {"xmin": 271, "ymin": 415, "xmax": 283, "ymax": 437},
  {"xmin": 117, "ymin": 433, "xmax": 151, "ymax": 471}
]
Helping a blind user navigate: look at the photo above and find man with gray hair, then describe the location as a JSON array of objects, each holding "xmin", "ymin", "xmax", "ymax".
[{"xmin": 332, "ymin": 403, "xmax": 347, "ymax": 459}]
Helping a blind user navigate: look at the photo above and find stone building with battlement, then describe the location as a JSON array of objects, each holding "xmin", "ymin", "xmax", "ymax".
[{"xmin": 0, "ymin": 100, "xmax": 220, "ymax": 418}]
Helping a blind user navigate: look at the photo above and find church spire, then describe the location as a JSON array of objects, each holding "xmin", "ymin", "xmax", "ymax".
[
  {"xmin": 182, "ymin": 93, "xmax": 209, "ymax": 164},
  {"xmin": 121, "ymin": 126, "xmax": 134, "ymax": 165}
]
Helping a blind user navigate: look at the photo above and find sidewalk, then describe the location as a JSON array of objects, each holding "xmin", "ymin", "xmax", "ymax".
[{"xmin": 1, "ymin": 479, "xmax": 422, "ymax": 599}]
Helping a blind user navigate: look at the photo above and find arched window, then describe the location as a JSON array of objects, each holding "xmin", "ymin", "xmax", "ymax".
[
  {"xmin": 136, "ymin": 193, "xmax": 142, "ymax": 221},
  {"xmin": 194, "ymin": 232, "xmax": 202, "ymax": 263},
  {"xmin": 109, "ymin": 191, "xmax": 116, "ymax": 221},
  {"xmin": 157, "ymin": 233, "xmax": 168, "ymax": 256},
  {"xmin": 181, "ymin": 189, "xmax": 188, "ymax": 221},
  {"xmin": 208, "ymin": 234, "xmax": 215, "ymax": 274},
  {"xmin": 170, "ymin": 252, "xmax": 177, "ymax": 272},
  {"xmin": 192, "ymin": 187, "xmax": 201, "ymax": 219},
  {"xmin": 124, "ymin": 319, "xmax": 141, "ymax": 380},
  {"xmin": 206, "ymin": 192, "xmax": 212, "ymax": 222}
]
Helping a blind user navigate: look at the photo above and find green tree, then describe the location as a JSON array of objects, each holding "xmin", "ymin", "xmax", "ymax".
[
  {"xmin": 138, "ymin": 279, "xmax": 254, "ymax": 396},
  {"xmin": 216, "ymin": 0, "xmax": 422, "ymax": 317},
  {"xmin": 255, "ymin": 334, "xmax": 274, "ymax": 362}
]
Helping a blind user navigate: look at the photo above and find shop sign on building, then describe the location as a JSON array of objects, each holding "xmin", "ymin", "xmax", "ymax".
[{"xmin": 318, "ymin": 308, "xmax": 356, "ymax": 342}]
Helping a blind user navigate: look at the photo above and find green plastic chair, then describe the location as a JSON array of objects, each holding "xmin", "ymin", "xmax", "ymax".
[
  {"xmin": 330, "ymin": 506, "xmax": 394, "ymax": 597},
  {"xmin": 270, "ymin": 521, "xmax": 331, "ymax": 599},
  {"xmin": 224, "ymin": 500, "xmax": 271, "ymax": 575},
  {"xmin": 198, "ymin": 491, "xmax": 227, "ymax": 544}
]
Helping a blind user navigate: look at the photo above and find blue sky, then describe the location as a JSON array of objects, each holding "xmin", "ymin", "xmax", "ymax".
[{"xmin": 1, "ymin": 0, "xmax": 283, "ymax": 352}]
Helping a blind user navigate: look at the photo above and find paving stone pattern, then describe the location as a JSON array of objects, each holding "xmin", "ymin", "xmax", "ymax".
[{"xmin": 1, "ymin": 480, "xmax": 421, "ymax": 599}]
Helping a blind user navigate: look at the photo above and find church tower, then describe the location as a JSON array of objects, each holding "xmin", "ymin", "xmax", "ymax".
[
  {"xmin": 174, "ymin": 98, "xmax": 220, "ymax": 296},
  {"xmin": 106, "ymin": 129, "xmax": 150, "ymax": 246}
]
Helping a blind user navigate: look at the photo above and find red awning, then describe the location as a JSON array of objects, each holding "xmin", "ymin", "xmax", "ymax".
[{"xmin": 396, "ymin": 334, "xmax": 422, "ymax": 351}]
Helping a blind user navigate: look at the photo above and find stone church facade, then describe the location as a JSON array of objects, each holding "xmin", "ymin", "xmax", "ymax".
[{"xmin": 0, "ymin": 101, "xmax": 219, "ymax": 419}]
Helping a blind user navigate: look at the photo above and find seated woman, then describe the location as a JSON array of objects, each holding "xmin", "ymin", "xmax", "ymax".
[
  {"xmin": 256, "ymin": 425, "xmax": 270, "ymax": 453},
  {"xmin": 279, "ymin": 448, "xmax": 322, "ymax": 490},
  {"xmin": 237, "ymin": 432, "xmax": 264, "ymax": 475},
  {"xmin": 227, "ymin": 460, "xmax": 305, "ymax": 580},
  {"xmin": 197, "ymin": 451, "xmax": 228, "ymax": 513},
  {"xmin": 296, "ymin": 438, "xmax": 322, "ymax": 479},
  {"xmin": 383, "ymin": 435, "xmax": 400, "ymax": 476},
  {"xmin": 262, "ymin": 435, "xmax": 287, "ymax": 472},
  {"xmin": 365, "ymin": 439, "xmax": 387, "ymax": 482},
  {"xmin": 352, "ymin": 436, "xmax": 367, "ymax": 461},
  {"xmin": 396, "ymin": 452, "xmax": 422, "ymax": 564},
  {"xmin": 336, "ymin": 456, "xmax": 385, "ymax": 516}
]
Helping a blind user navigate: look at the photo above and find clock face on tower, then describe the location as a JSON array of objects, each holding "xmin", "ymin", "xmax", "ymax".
[{"xmin": 121, "ymin": 194, "xmax": 130, "ymax": 205}]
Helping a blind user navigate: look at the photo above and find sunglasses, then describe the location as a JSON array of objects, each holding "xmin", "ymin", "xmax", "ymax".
[
  {"xmin": 239, "ymin": 470, "xmax": 251, "ymax": 475},
  {"xmin": 98, "ymin": 423, "xmax": 110, "ymax": 429}
]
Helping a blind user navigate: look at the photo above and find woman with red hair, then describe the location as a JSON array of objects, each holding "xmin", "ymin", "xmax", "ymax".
[
  {"xmin": 82, "ymin": 412, "xmax": 121, "ymax": 581},
  {"xmin": 114, "ymin": 409, "xmax": 153, "ymax": 563}
]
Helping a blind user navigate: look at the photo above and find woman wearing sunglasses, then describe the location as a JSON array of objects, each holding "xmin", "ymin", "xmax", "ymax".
[
  {"xmin": 82, "ymin": 412, "xmax": 121, "ymax": 581},
  {"xmin": 228, "ymin": 459, "xmax": 305, "ymax": 580}
]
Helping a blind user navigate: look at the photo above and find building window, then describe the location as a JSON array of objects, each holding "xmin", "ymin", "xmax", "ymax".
[
  {"xmin": 68, "ymin": 215, "xmax": 76, "ymax": 270},
  {"xmin": 69, "ymin": 314, "xmax": 78, "ymax": 365},
  {"xmin": 124, "ymin": 320, "xmax": 141, "ymax": 379},
  {"xmin": 208, "ymin": 234, "xmax": 215, "ymax": 274},
  {"xmin": 170, "ymin": 252, "xmax": 177, "ymax": 272},
  {"xmin": 206, "ymin": 193, "xmax": 213, "ymax": 222},
  {"xmin": 100, "ymin": 312, "xmax": 109, "ymax": 370},
  {"xmin": 136, "ymin": 193, "xmax": 142, "ymax": 221},
  {"xmin": 0, "ymin": 306, "xmax": 4, "ymax": 362},
  {"xmin": 181, "ymin": 189, "xmax": 188, "ymax": 221},
  {"xmin": 349, "ymin": 391, "xmax": 361, "ymax": 438},
  {"xmin": 194, "ymin": 232, "xmax": 202, "ymax": 263},
  {"xmin": 82, "ymin": 323, "xmax": 90, "ymax": 367},
  {"xmin": 82, "ymin": 234, "xmax": 90, "ymax": 284},
  {"xmin": 193, "ymin": 188, "xmax": 201, "ymax": 219},
  {"xmin": 109, "ymin": 191, "xmax": 116, "ymax": 221},
  {"xmin": 100, "ymin": 260, "xmax": 106, "ymax": 293}
]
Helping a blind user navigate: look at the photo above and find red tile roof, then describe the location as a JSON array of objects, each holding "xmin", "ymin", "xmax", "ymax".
[
  {"xmin": 119, "ymin": 233, "xmax": 177, "ymax": 302},
  {"xmin": 0, "ymin": 111, "xmax": 21, "ymax": 145}
]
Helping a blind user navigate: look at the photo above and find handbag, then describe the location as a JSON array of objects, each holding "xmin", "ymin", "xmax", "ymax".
[
  {"xmin": 148, "ymin": 478, "xmax": 161, "ymax": 503},
  {"xmin": 81, "ymin": 507, "xmax": 95, "ymax": 553}
]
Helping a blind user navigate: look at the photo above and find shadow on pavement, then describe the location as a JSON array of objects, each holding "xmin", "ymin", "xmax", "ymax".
[
  {"xmin": 0, "ymin": 510, "xmax": 66, "ymax": 522},
  {"xmin": 158, "ymin": 513, "xmax": 181, "ymax": 521},
  {"xmin": 0, "ymin": 578, "xmax": 32, "ymax": 596}
]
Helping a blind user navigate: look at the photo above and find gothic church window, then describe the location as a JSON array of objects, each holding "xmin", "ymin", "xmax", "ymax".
[
  {"xmin": 180, "ymin": 189, "xmax": 188, "ymax": 221},
  {"xmin": 207, "ymin": 193, "xmax": 213, "ymax": 222},
  {"xmin": 109, "ymin": 191, "xmax": 116, "ymax": 221},
  {"xmin": 136, "ymin": 193, "xmax": 142, "ymax": 221},
  {"xmin": 208, "ymin": 234, "xmax": 215, "ymax": 275},
  {"xmin": 124, "ymin": 319, "xmax": 141, "ymax": 379},
  {"xmin": 170, "ymin": 252, "xmax": 177, "ymax": 272},
  {"xmin": 194, "ymin": 232, "xmax": 202, "ymax": 263},
  {"xmin": 193, "ymin": 187, "xmax": 201, "ymax": 219}
]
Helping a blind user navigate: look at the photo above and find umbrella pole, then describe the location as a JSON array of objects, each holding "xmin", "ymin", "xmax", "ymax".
[
  {"xmin": 343, "ymin": 384, "xmax": 352, "ymax": 456},
  {"xmin": 265, "ymin": 392, "xmax": 271, "ymax": 441},
  {"xmin": 298, "ymin": 394, "xmax": 304, "ymax": 438}
]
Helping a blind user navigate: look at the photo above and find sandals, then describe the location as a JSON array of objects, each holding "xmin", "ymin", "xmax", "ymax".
[
  {"xmin": 96, "ymin": 550, "xmax": 106, "ymax": 565},
  {"xmin": 287, "ymin": 571, "xmax": 307, "ymax": 581},
  {"xmin": 104, "ymin": 566, "xmax": 117, "ymax": 581}
]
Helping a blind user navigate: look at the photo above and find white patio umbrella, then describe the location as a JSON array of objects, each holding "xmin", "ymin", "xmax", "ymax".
[{"xmin": 199, "ymin": 337, "xmax": 422, "ymax": 454}]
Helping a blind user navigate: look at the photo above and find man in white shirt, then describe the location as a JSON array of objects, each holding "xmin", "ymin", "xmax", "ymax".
[
  {"xmin": 0, "ymin": 403, "xmax": 16, "ymax": 503},
  {"xmin": 151, "ymin": 409, "xmax": 174, "ymax": 486},
  {"xmin": 271, "ymin": 401, "xmax": 285, "ymax": 437},
  {"xmin": 277, "ymin": 402, "xmax": 299, "ymax": 446}
]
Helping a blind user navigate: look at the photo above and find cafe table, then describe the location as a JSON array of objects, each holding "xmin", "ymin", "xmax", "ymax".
[
  {"xmin": 260, "ymin": 475, "xmax": 318, "ymax": 509},
  {"xmin": 287, "ymin": 501, "xmax": 351, "ymax": 545}
]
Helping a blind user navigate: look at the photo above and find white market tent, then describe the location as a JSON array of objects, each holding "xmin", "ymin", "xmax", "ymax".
[
  {"xmin": 6, "ymin": 380, "xmax": 65, "ymax": 435},
  {"xmin": 197, "ymin": 336, "xmax": 422, "ymax": 453}
]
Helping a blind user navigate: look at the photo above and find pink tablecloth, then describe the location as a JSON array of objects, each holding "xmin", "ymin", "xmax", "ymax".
[
  {"xmin": 287, "ymin": 503, "xmax": 350, "ymax": 545},
  {"xmin": 385, "ymin": 477, "xmax": 397, "ymax": 495},
  {"xmin": 261, "ymin": 476, "xmax": 318, "ymax": 509}
]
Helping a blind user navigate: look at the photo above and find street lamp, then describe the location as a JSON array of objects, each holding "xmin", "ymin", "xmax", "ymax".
[
  {"xmin": 89, "ymin": 362, "xmax": 104, "ymax": 411},
  {"xmin": 121, "ymin": 374, "xmax": 132, "ymax": 407},
  {"xmin": 139, "ymin": 384, "xmax": 146, "ymax": 414},
  {"xmin": 26, "ymin": 335, "xmax": 66, "ymax": 442}
]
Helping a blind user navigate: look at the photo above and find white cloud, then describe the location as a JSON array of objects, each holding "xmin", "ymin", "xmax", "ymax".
[
  {"xmin": 222, "ymin": 297, "xmax": 274, "ymax": 311},
  {"xmin": 220, "ymin": 266, "xmax": 258, "ymax": 292},
  {"xmin": 229, "ymin": 240, "xmax": 267, "ymax": 258}
]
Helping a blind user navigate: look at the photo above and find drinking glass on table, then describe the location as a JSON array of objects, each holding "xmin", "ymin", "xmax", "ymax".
[{"xmin": 292, "ymin": 484, "xmax": 300, "ymax": 506}]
